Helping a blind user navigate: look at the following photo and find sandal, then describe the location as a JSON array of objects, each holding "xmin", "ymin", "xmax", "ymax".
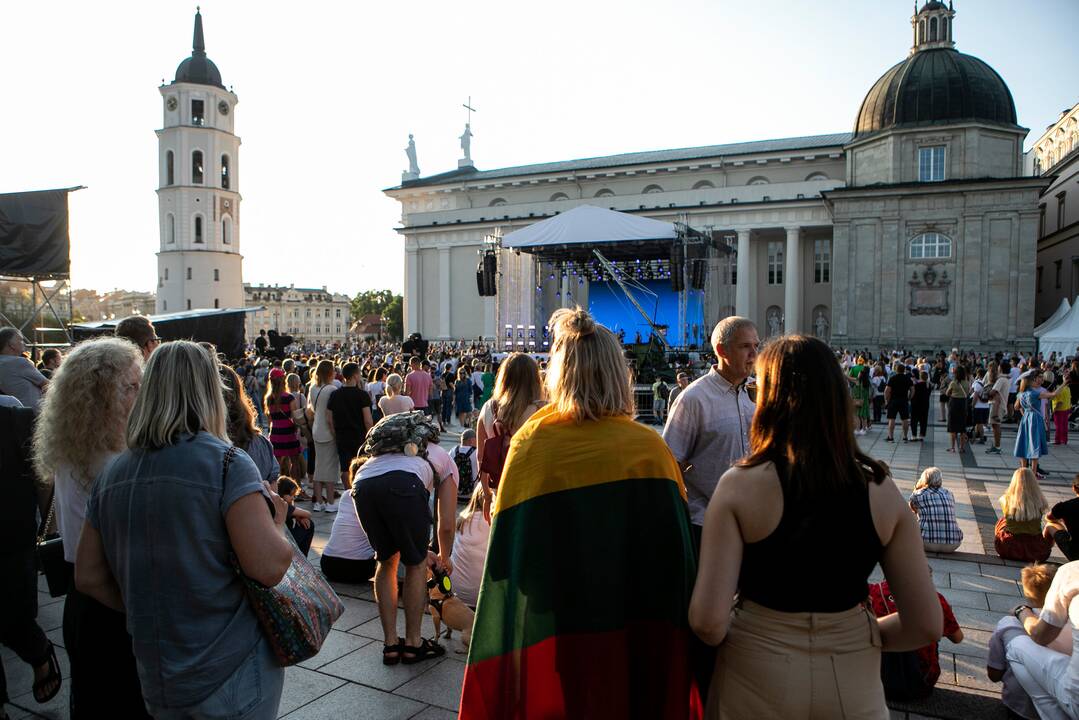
[
  {"xmin": 401, "ymin": 637, "xmax": 445, "ymax": 665},
  {"xmin": 382, "ymin": 638, "xmax": 403, "ymax": 666},
  {"xmin": 32, "ymin": 642, "xmax": 62, "ymax": 704}
]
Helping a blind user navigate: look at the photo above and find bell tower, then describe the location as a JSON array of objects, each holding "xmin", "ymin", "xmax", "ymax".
[
  {"xmin": 156, "ymin": 8, "xmax": 243, "ymax": 313},
  {"xmin": 911, "ymin": 1, "xmax": 956, "ymax": 54}
]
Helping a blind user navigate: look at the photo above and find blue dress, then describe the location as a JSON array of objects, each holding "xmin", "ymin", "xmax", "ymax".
[
  {"xmin": 454, "ymin": 380, "xmax": 473, "ymax": 415},
  {"xmin": 1014, "ymin": 389, "xmax": 1048, "ymax": 460}
]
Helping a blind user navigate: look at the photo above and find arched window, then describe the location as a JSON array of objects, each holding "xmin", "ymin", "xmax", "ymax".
[
  {"xmin": 192, "ymin": 151, "xmax": 204, "ymax": 184},
  {"xmin": 748, "ymin": 176, "xmax": 770, "ymax": 185},
  {"xmin": 692, "ymin": 180, "xmax": 716, "ymax": 190},
  {"xmin": 941, "ymin": 17, "xmax": 949, "ymax": 41},
  {"xmin": 549, "ymin": 192, "xmax": 570, "ymax": 201},
  {"xmin": 805, "ymin": 172, "xmax": 829, "ymax": 181},
  {"xmin": 489, "ymin": 198, "xmax": 507, "ymax": 207},
  {"xmin": 222, "ymin": 217, "xmax": 231, "ymax": 244},
  {"xmin": 214, "ymin": 268, "xmax": 220, "ymax": 281},
  {"xmin": 186, "ymin": 267, "xmax": 192, "ymax": 280},
  {"xmin": 909, "ymin": 232, "xmax": 952, "ymax": 260},
  {"xmin": 164, "ymin": 268, "xmax": 169, "ymax": 280},
  {"xmin": 166, "ymin": 214, "xmax": 175, "ymax": 244},
  {"xmin": 220, "ymin": 154, "xmax": 230, "ymax": 189},
  {"xmin": 166, "ymin": 151, "xmax": 174, "ymax": 186},
  {"xmin": 919, "ymin": 19, "xmax": 926, "ymax": 43},
  {"xmin": 643, "ymin": 184, "xmax": 664, "ymax": 194},
  {"xmin": 194, "ymin": 215, "xmax": 203, "ymax": 243},
  {"xmin": 929, "ymin": 17, "xmax": 938, "ymax": 41},
  {"xmin": 594, "ymin": 189, "xmax": 614, "ymax": 198}
]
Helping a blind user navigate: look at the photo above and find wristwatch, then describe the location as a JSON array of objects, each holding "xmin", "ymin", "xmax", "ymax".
[{"xmin": 1013, "ymin": 604, "xmax": 1033, "ymax": 620}]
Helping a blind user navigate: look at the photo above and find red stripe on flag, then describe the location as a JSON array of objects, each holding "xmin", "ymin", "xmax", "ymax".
[{"xmin": 459, "ymin": 621, "xmax": 702, "ymax": 720}]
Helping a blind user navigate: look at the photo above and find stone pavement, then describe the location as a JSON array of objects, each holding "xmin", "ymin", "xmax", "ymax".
[{"xmin": 4, "ymin": 401, "xmax": 1074, "ymax": 719}]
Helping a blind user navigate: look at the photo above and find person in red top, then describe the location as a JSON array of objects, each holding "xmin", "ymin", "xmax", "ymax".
[{"xmin": 868, "ymin": 577, "xmax": 964, "ymax": 696}]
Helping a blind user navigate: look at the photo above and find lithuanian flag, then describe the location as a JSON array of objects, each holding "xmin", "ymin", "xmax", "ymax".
[{"xmin": 459, "ymin": 404, "xmax": 702, "ymax": 719}]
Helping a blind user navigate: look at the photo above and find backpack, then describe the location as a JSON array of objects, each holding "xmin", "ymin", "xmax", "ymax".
[
  {"xmin": 480, "ymin": 403, "xmax": 512, "ymax": 491},
  {"xmin": 454, "ymin": 446, "xmax": 476, "ymax": 499}
]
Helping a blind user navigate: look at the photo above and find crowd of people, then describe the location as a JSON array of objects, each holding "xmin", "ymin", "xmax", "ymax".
[{"xmin": 0, "ymin": 311, "xmax": 1077, "ymax": 720}]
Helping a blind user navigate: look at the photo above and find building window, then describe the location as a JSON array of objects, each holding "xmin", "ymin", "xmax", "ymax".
[
  {"xmin": 222, "ymin": 218, "xmax": 231, "ymax": 245},
  {"xmin": 214, "ymin": 268, "xmax": 219, "ymax": 281},
  {"xmin": 1040, "ymin": 205, "xmax": 1047, "ymax": 237},
  {"xmin": 186, "ymin": 267, "xmax": 192, "ymax": 280},
  {"xmin": 187, "ymin": 299, "xmax": 192, "ymax": 310},
  {"xmin": 909, "ymin": 232, "xmax": 952, "ymax": 259},
  {"xmin": 643, "ymin": 184, "xmax": 663, "ymax": 194},
  {"xmin": 489, "ymin": 198, "xmax": 507, "ymax": 207},
  {"xmin": 1056, "ymin": 260, "xmax": 1063, "ymax": 289},
  {"xmin": 549, "ymin": 192, "xmax": 570, "ymax": 202},
  {"xmin": 167, "ymin": 214, "xmax": 175, "ymax": 243},
  {"xmin": 1058, "ymin": 192, "xmax": 1067, "ymax": 230},
  {"xmin": 194, "ymin": 216, "xmax": 203, "ymax": 243},
  {"xmin": 164, "ymin": 268, "xmax": 168, "ymax": 281},
  {"xmin": 767, "ymin": 241, "xmax": 784, "ymax": 285},
  {"xmin": 191, "ymin": 99, "xmax": 204, "ymax": 126},
  {"xmin": 805, "ymin": 172, "xmax": 829, "ymax": 181},
  {"xmin": 335, "ymin": 308, "xmax": 341, "ymax": 318},
  {"xmin": 814, "ymin": 239, "xmax": 831, "ymax": 283},
  {"xmin": 220, "ymin": 155, "xmax": 230, "ymax": 189},
  {"xmin": 748, "ymin": 176, "xmax": 769, "ymax": 186},
  {"xmin": 192, "ymin": 151, "xmax": 204, "ymax": 184},
  {"xmin": 594, "ymin": 189, "xmax": 614, "ymax": 198},
  {"xmin": 214, "ymin": 298, "xmax": 220, "ymax": 308},
  {"xmin": 1037, "ymin": 266, "xmax": 1043, "ymax": 293},
  {"xmin": 166, "ymin": 151, "xmax": 174, "ymax": 186},
  {"xmin": 918, "ymin": 146, "xmax": 946, "ymax": 182},
  {"xmin": 163, "ymin": 300, "xmax": 167, "ymax": 311},
  {"xmin": 692, "ymin": 180, "xmax": 716, "ymax": 190}
]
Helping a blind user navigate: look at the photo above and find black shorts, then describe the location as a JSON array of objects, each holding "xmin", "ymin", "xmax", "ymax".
[
  {"xmin": 972, "ymin": 407, "xmax": 990, "ymax": 424},
  {"xmin": 352, "ymin": 470, "xmax": 432, "ymax": 566},
  {"xmin": 886, "ymin": 402, "xmax": 910, "ymax": 420},
  {"xmin": 337, "ymin": 442, "xmax": 361, "ymax": 473},
  {"xmin": 427, "ymin": 398, "xmax": 441, "ymax": 416}
]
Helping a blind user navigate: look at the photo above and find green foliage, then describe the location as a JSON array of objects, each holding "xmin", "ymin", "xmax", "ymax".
[{"xmin": 350, "ymin": 289, "xmax": 403, "ymax": 341}]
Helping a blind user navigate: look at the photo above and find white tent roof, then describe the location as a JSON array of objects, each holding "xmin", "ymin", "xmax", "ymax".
[
  {"xmin": 1034, "ymin": 297, "xmax": 1072, "ymax": 338},
  {"xmin": 1038, "ymin": 297, "xmax": 1079, "ymax": 358},
  {"xmin": 501, "ymin": 204, "xmax": 676, "ymax": 249}
]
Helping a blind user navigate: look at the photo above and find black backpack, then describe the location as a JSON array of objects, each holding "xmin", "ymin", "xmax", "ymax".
[{"xmin": 454, "ymin": 446, "xmax": 476, "ymax": 499}]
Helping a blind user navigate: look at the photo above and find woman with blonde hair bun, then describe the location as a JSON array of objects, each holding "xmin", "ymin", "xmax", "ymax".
[
  {"xmin": 378, "ymin": 372, "xmax": 414, "ymax": 417},
  {"xmin": 460, "ymin": 308, "xmax": 701, "ymax": 719},
  {"xmin": 32, "ymin": 337, "xmax": 146, "ymax": 717}
]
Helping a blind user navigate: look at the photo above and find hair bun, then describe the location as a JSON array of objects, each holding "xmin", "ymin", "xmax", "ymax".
[{"xmin": 568, "ymin": 309, "xmax": 595, "ymax": 336}]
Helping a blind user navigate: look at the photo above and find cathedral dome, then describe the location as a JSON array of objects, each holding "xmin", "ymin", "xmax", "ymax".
[
  {"xmin": 853, "ymin": 3, "xmax": 1017, "ymax": 139},
  {"xmin": 173, "ymin": 9, "xmax": 224, "ymax": 89}
]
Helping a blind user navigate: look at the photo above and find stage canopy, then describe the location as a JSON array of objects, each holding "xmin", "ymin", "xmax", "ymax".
[
  {"xmin": 1034, "ymin": 297, "xmax": 1071, "ymax": 338},
  {"xmin": 502, "ymin": 205, "xmax": 677, "ymax": 259},
  {"xmin": 72, "ymin": 307, "xmax": 258, "ymax": 359},
  {"xmin": 1037, "ymin": 298, "xmax": 1079, "ymax": 359}
]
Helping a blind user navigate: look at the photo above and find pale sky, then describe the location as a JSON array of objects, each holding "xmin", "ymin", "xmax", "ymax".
[{"xmin": 2, "ymin": 0, "xmax": 1075, "ymax": 297}]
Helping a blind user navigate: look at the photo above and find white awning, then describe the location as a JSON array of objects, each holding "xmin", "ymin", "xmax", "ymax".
[
  {"xmin": 501, "ymin": 204, "xmax": 677, "ymax": 249},
  {"xmin": 1038, "ymin": 297, "xmax": 1079, "ymax": 358},
  {"xmin": 1033, "ymin": 297, "xmax": 1071, "ymax": 338}
]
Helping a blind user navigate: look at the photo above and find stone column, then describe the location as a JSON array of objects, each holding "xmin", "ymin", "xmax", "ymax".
[
  {"xmin": 784, "ymin": 226, "xmax": 801, "ymax": 333},
  {"xmin": 438, "ymin": 246, "xmax": 451, "ymax": 339},
  {"xmin": 405, "ymin": 247, "xmax": 419, "ymax": 336},
  {"xmin": 735, "ymin": 229, "xmax": 751, "ymax": 318}
]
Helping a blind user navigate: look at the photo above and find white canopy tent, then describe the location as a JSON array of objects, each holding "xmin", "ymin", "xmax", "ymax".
[
  {"xmin": 1033, "ymin": 297, "xmax": 1071, "ymax": 338},
  {"xmin": 1038, "ymin": 298, "xmax": 1079, "ymax": 358},
  {"xmin": 501, "ymin": 204, "xmax": 677, "ymax": 250}
]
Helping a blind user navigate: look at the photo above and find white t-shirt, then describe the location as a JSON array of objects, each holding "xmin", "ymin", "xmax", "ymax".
[
  {"xmin": 971, "ymin": 379, "xmax": 990, "ymax": 409},
  {"xmin": 451, "ymin": 514, "xmax": 490, "ymax": 607},
  {"xmin": 378, "ymin": 394, "xmax": 414, "ymax": 417},
  {"xmin": 471, "ymin": 370, "xmax": 484, "ymax": 390},
  {"xmin": 427, "ymin": 443, "xmax": 459, "ymax": 492},
  {"xmin": 309, "ymin": 384, "xmax": 337, "ymax": 443},
  {"xmin": 1009, "ymin": 367, "xmax": 1022, "ymax": 393},
  {"xmin": 357, "ymin": 453, "xmax": 435, "ymax": 491},
  {"xmin": 55, "ymin": 456, "xmax": 116, "ymax": 563},
  {"xmin": 321, "ymin": 491, "xmax": 374, "ymax": 561},
  {"xmin": 1038, "ymin": 559, "xmax": 1079, "ymax": 698}
]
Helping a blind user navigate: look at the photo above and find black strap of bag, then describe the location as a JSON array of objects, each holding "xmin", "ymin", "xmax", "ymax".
[{"xmin": 36, "ymin": 489, "xmax": 69, "ymax": 597}]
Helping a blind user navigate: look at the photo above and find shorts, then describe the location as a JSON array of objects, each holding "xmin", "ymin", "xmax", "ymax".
[
  {"xmin": 886, "ymin": 402, "xmax": 910, "ymax": 420},
  {"xmin": 428, "ymin": 398, "xmax": 441, "ymax": 416},
  {"xmin": 972, "ymin": 407, "xmax": 990, "ymax": 424},
  {"xmin": 353, "ymin": 470, "xmax": 432, "ymax": 566},
  {"xmin": 337, "ymin": 442, "xmax": 361, "ymax": 473}
]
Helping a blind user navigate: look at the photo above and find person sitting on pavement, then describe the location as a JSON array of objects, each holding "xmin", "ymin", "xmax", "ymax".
[
  {"xmin": 995, "ymin": 468, "xmax": 1054, "ymax": 563},
  {"xmin": 450, "ymin": 484, "xmax": 491, "ymax": 609},
  {"xmin": 1045, "ymin": 473, "xmax": 1079, "ymax": 562},
  {"xmin": 1008, "ymin": 560, "xmax": 1079, "ymax": 720},
  {"xmin": 908, "ymin": 467, "xmax": 963, "ymax": 553},
  {"xmin": 320, "ymin": 458, "xmax": 377, "ymax": 585},
  {"xmin": 276, "ymin": 477, "xmax": 315, "ymax": 557}
]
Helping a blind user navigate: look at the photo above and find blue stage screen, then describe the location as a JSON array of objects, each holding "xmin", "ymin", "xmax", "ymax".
[{"xmin": 587, "ymin": 280, "xmax": 705, "ymax": 346}]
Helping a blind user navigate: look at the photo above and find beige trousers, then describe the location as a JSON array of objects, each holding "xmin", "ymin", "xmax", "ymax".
[{"xmin": 707, "ymin": 600, "xmax": 888, "ymax": 720}]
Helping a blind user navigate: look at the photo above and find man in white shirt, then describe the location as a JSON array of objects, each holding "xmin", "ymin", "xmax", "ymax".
[{"xmin": 0, "ymin": 328, "xmax": 48, "ymax": 410}]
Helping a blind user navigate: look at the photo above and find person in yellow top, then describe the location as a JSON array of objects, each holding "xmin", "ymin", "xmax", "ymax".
[{"xmin": 1052, "ymin": 382, "xmax": 1072, "ymax": 445}]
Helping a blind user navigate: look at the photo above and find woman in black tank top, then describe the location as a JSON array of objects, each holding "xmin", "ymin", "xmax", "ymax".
[{"xmin": 688, "ymin": 335, "xmax": 943, "ymax": 719}]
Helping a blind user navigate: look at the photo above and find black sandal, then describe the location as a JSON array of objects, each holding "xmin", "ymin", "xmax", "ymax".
[
  {"xmin": 401, "ymin": 637, "xmax": 445, "ymax": 665},
  {"xmin": 382, "ymin": 638, "xmax": 403, "ymax": 666},
  {"xmin": 32, "ymin": 642, "xmax": 62, "ymax": 704}
]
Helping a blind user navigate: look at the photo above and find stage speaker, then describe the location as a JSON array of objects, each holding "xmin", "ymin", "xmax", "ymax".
[
  {"xmin": 690, "ymin": 258, "xmax": 707, "ymax": 290},
  {"xmin": 482, "ymin": 251, "xmax": 497, "ymax": 295},
  {"xmin": 476, "ymin": 266, "xmax": 487, "ymax": 296}
]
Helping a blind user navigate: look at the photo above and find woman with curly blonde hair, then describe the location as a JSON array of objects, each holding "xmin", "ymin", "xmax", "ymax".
[{"xmin": 31, "ymin": 336, "xmax": 148, "ymax": 718}]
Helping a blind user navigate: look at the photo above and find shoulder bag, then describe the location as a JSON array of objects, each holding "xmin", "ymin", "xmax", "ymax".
[
  {"xmin": 36, "ymin": 490, "xmax": 69, "ymax": 598},
  {"xmin": 224, "ymin": 446, "xmax": 344, "ymax": 666}
]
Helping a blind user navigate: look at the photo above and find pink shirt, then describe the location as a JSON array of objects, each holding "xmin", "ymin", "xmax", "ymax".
[{"xmin": 405, "ymin": 370, "xmax": 432, "ymax": 408}]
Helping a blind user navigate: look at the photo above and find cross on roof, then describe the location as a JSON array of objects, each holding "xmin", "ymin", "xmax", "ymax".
[{"xmin": 463, "ymin": 96, "xmax": 477, "ymax": 125}]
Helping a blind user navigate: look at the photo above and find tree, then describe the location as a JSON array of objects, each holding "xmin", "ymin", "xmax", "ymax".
[{"xmin": 350, "ymin": 289, "xmax": 403, "ymax": 341}]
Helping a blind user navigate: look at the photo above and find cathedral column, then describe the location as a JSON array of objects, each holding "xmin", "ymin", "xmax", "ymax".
[
  {"xmin": 784, "ymin": 226, "xmax": 802, "ymax": 333},
  {"xmin": 405, "ymin": 248, "xmax": 419, "ymax": 336},
  {"xmin": 735, "ymin": 229, "xmax": 752, "ymax": 318},
  {"xmin": 438, "ymin": 246, "xmax": 451, "ymax": 339}
]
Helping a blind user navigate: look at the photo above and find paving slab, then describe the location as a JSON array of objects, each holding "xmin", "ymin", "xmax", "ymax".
[
  {"xmin": 317, "ymin": 643, "xmax": 448, "ymax": 693},
  {"xmin": 277, "ymin": 682, "xmax": 425, "ymax": 720},
  {"xmin": 275, "ymin": 666, "xmax": 346, "ymax": 717},
  {"xmin": 297, "ymin": 629, "xmax": 373, "ymax": 670},
  {"xmin": 393, "ymin": 657, "xmax": 466, "ymax": 711}
]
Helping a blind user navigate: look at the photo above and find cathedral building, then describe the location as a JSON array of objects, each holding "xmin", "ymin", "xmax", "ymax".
[
  {"xmin": 385, "ymin": 2, "xmax": 1050, "ymax": 351},
  {"xmin": 155, "ymin": 9, "xmax": 244, "ymax": 314}
]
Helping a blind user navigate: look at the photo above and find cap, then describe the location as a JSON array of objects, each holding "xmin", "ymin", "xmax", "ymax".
[{"xmin": 269, "ymin": 368, "xmax": 286, "ymax": 379}]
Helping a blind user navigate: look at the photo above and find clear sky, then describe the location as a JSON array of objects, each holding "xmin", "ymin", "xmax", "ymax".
[{"xmin": 1, "ymin": 0, "xmax": 1075, "ymax": 297}]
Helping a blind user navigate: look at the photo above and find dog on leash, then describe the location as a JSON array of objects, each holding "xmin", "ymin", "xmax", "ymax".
[{"xmin": 428, "ymin": 569, "xmax": 474, "ymax": 650}]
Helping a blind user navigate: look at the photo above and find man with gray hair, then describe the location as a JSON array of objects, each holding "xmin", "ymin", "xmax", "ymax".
[{"xmin": 0, "ymin": 327, "xmax": 48, "ymax": 410}]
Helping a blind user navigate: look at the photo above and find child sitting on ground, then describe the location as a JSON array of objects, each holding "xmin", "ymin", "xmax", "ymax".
[
  {"xmin": 277, "ymin": 476, "xmax": 315, "ymax": 557},
  {"xmin": 450, "ymin": 483, "xmax": 492, "ymax": 609}
]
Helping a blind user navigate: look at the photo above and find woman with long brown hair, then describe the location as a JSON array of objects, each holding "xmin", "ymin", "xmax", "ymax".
[
  {"xmin": 689, "ymin": 334, "xmax": 941, "ymax": 718},
  {"xmin": 220, "ymin": 365, "xmax": 279, "ymax": 482}
]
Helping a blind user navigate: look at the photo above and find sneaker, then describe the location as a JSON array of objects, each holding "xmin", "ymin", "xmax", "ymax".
[
  {"xmin": 1035, "ymin": 469, "xmax": 1049, "ymax": 479},
  {"xmin": 885, "ymin": 436, "xmax": 894, "ymax": 442},
  {"xmin": 324, "ymin": 502, "xmax": 338, "ymax": 513},
  {"xmin": 313, "ymin": 502, "xmax": 324, "ymax": 512},
  {"xmin": 985, "ymin": 446, "xmax": 1002, "ymax": 454}
]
